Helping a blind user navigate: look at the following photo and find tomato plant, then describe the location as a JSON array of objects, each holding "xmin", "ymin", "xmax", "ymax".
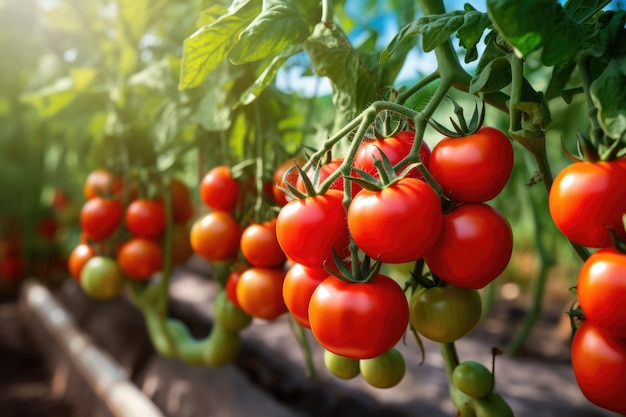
[
  {"xmin": 409, "ymin": 285, "xmax": 482, "ymax": 343},
  {"xmin": 428, "ymin": 127, "xmax": 514, "ymax": 203},
  {"xmin": 308, "ymin": 274, "xmax": 409, "ymax": 360},
  {"xmin": 347, "ymin": 177, "xmax": 442, "ymax": 264},
  {"xmin": 424, "ymin": 204, "xmax": 513, "ymax": 289}
]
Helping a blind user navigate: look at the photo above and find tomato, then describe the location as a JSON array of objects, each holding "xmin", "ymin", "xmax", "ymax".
[
  {"xmin": 424, "ymin": 204, "xmax": 513, "ymax": 289},
  {"xmin": 240, "ymin": 219, "xmax": 286, "ymax": 268},
  {"xmin": 214, "ymin": 291, "xmax": 252, "ymax": 331},
  {"xmin": 428, "ymin": 127, "xmax": 514, "ymax": 203},
  {"xmin": 83, "ymin": 169, "xmax": 123, "ymax": 200},
  {"xmin": 282, "ymin": 263, "xmax": 329, "ymax": 328},
  {"xmin": 409, "ymin": 285, "xmax": 482, "ymax": 343},
  {"xmin": 36, "ymin": 216, "xmax": 58, "ymax": 240},
  {"xmin": 549, "ymin": 159, "xmax": 626, "ymax": 248},
  {"xmin": 353, "ymin": 131, "xmax": 431, "ymax": 180},
  {"xmin": 236, "ymin": 267, "xmax": 288, "ymax": 320},
  {"xmin": 117, "ymin": 238, "xmax": 163, "ymax": 280},
  {"xmin": 171, "ymin": 224, "xmax": 193, "ymax": 265},
  {"xmin": 190, "ymin": 211, "xmax": 241, "ymax": 261},
  {"xmin": 323, "ymin": 350, "xmax": 360, "ymax": 380},
  {"xmin": 347, "ymin": 178, "xmax": 442, "ymax": 263},
  {"xmin": 225, "ymin": 267, "xmax": 246, "ymax": 308},
  {"xmin": 0, "ymin": 255, "xmax": 24, "ymax": 282},
  {"xmin": 577, "ymin": 248, "xmax": 626, "ymax": 339},
  {"xmin": 68, "ymin": 243, "xmax": 96, "ymax": 281},
  {"xmin": 202, "ymin": 325, "xmax": 241, "ymax": 367},
  {"xmin": 471, "ymin": 392, "xmax": 515, "ymax": 417},
  {"xmin": 276, "ymin": 190, "xmax": 350, "ymax": 269},
  {"xmin": 80, "ymin": 197, "xmax": 124, "ymax": 241},
  {"xmin": 169, "ymin": 178, "xmax": 194, "ymax": 224},
  {"xmin": 79, "ymin": 256, "xmax": 125, "ymax": 299},
  {"xmin": 452, "ymin": 361, "xmax": 494, "ymax": 399},
  {"xmin": 200, "ymin": 166, "xmax": 239, "ymax": 211},
  {"xmin": 359, "ymin": 348, "xmax": 406, "ymax": 389},
  {"xmin": 125, "ymin": 198, "xmax": 166, "ymax": 239},
  {"xmin": 295, "ymin": 158, "xmax": 358, "ymax": 196},
  {"xmin": 571, "ymin": 321, "xmax": 626, "ymax": 414},
  {"xmin": 272, "ymin": 159, "xmax": 303, "ymax": 206},
  {"xmin": 308, "ymin": 274, "xmax": 409, "ymax": 360},
  {"xmin": 51, "ymin": 189, "xmax": 70, "ymax": 209}
]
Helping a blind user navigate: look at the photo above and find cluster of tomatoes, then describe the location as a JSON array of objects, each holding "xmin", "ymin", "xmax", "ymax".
[
  {"xmin": 68, "ymin": 169, "xmax": 194, "ymax": 299},
  {"xmin": 549, "ymin": 158, "xmax": 626, "ymax": 414}
]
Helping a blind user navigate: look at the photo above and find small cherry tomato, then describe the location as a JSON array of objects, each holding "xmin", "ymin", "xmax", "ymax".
[
  {"xmin": 190, "ymin": 211, "xmax": 241, "ymax": 261},
  {"xmin": 125, "ymin": 199, "xmax": 166, "ymax": 239},
  {"xmin": 80, "ymin": 197, "xmax": 124, "ymax": 241},
  {"xmin": 282, "ymin": 263, "xmax": 329, "ymax": 328},
  {"xmin": 80, "ymin": 256, "xmax": 125, "ymax": 299},
  {"xmin": 452, "ymin": 361, "xmax": 494, "ymax": 399},
  {"xmin": 359, "ymin": 348, "xmax": 406, "ymax": 389},
  {"xmin": 200, "ymin": 166, "xmax": 239, "ymax": 211},
  {"xmin": 68, "ymin": 243, "xmax": 96, "ymax": 281},
  {"xmin": 240, "ymin": 218, "xmax": 286, "ymax": 268},
  {"xmin": 324, "ymin": 350, "xmax": 360, "ymax": 380},
  {"xmin": 117, "ymin": 238, "xmax": 163, "ymax": 280},
  {"xmin": 236, "ymin": 267, "xmax": 288, "ymax": 320}
]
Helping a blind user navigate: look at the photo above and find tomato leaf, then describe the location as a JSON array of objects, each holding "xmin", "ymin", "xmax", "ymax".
[
  {"xmin": 590, "ymin": 58, "xmax": 626, "ymax": 141},
  {"xmin": 456, "ymin": 5, "xmax": 492, "ymax": 63},
  {"xmin": 179, "ymin": 0, "xmax": 262, "ymax": 90},
  {"xmin": 486, "ymin": 0, "xmax": 557, "ymax": 57},
  {"xmin": 379, "ymin": 20, "xmax": 419, "ymax": 65},
  {"xmin": 229, "ymin": 0, "xmax": 310, "ymax": 65},
  {"xmin": 564, "ymin": 0, "xmax": 611, "ymax": 23},
  {"xmin": 541, "ymin": 5, "xmax": 584, "ymax": 66},
  {"xmin": 469, "ymin": 33, "xmax": 512, "ymax": 95}
]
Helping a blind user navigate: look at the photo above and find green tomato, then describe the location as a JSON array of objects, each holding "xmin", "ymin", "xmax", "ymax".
[
  {"xmin": 359, "ymin": 348, "xmax": 405, "ymax": 389},
  {"xmin": 214, "ymin": 290, "xmax": 253, "ymax": 331},
  {"xmin": 409, "ymin": 285, "xmax": 481, "ymax": 343},
  {"xmin": 324, "ymin": 350, "xmax": 360, "ymax": 380},
  {"xmin": 79, "ymin": 256, "xmax": 125, "ymax": 300},
  {"xmin": 452, "ymin": 361, "xmax": 494, "ymax": 399}
]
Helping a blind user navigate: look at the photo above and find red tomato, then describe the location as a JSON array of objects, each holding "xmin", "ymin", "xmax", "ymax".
[
  {"xmin": 240, "ymin": 218, "xmax": 286, "ymax": 268},
  {"xmin": 236, "ymin": 267, "xmax": 288, "ymax": 320},
  {"xmin": 225, "ymin": 267, "xmax": 246, "ymax": 308},
  {"xmin": 0, "ymin": 255, "xmax": 24, "ymax": 281},
  {"xmin": 171, "ymin": 224, "xmax": 193, "ymax": 265},
  {"xmin": 282, "ymin": 263, "xmax": 329, "ymax": 328},
  {"xmin": 125, "ymin": 199, "xmax": 166, "ymax": 239},
  {"xmin": 37, "ymin": 216, "xmax": 58, "ymax": 240},
  {"xmin": 272, "ymin": 159, "xmax": 303, "ymax": 206},
  {"xmin": 308, "ymin": 274, "xmax": 409, "ymax": 360},
  {"xmin": 68, "ymin": 244, "xmax": 96, "ymax": 281},
  {"xmin": 577, "ymin": 248, "xmax": 626, "ymax": 338},
  {"xmin": 571, "ymin": 321, "xmax": 626, "ymax": 414},
  {"xmin": 549, "ymin": 159, "xmax": 626, "ymax": 248},
  {"xmin": 295, "ymin": 158, "xmax": 358, "ymax": 196},
  {"xmin": 353, "ymin": 131, "xmax": 431, "ymax": 180},
  {"xmin": 428, "ymin": 127, "xmax": 514, "ymax": 203},
  {"xmin": 200, "ymin": 166, "xmax": 239, "ymax": 211},
  {"xmin": 169, "ymin": 178, "xmax": 194, "ymax": 224},
  {"xmin": 83, "ymin": 169, "xmax": 123, "ymax": 200},
  {"xmin": 424, "ymin": 203, "xmax": 513, "ymax": 289},
  {"xmin": 190, "ymin": 211, "xmax": 241, "ymax": 261},
  {"xmin": 347, "ymin": 178, "xmax": 442, "ymax": 263},
  {"xmin": 80, "ymin": 197, "xmax": 124, "ymax": 241},
  {"xmin": 276, "ymin": 190, "xmax": 350, "ymax": 269},
  {"xmin": 117, "ymin": 237, "xmax": 163, "ymax": 280}
]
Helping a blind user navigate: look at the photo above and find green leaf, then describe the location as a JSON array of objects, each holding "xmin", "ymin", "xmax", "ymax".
[
  {"xmin": 380, "ymin": 20, "xmax": 420, "ymax": 65},
  {"xmin": 239, "ymin": 45, "xmax": 302, "ymax": 106},
  {"xmin": 564, "ymin": 0, "xmax": 611, "ymax": 23},
  {"xmin": 229, "ymin": 0, "xmax": 310, "ymax": 65},
  {"xmin": 417, "ymin": 9, "xmax": 490, "ymax": 54},
  {"xmin": 456, "ymin": 4, "xmax": 492, "ymax": 63},
  {"xmin": 469, "ymin": 34, "xmax": 512, "ymax": 94},
  {"xmin": 179, "ymin": 0, "xmax": 262, "ymax": 90},
  {"xmin": 544, "ymin": 60, "xmax": 577, "ymax": 101},
  {"xmin": 404, "ymin": 80, "xmax": 439, "ymax": 111},
  {"xmin": 590, "ymin": 58, "xmax": 626, "ymax": 141},
  {"xmin": 541, "ymin": 5, "xmax": 584, "ymax": 66},
  {"xmin": 487, "ymin": 0, "xmax": 557, "ymax": 57},
  {"xmin": 196, "ymin": 4, "xmax": 229, "ymax": 28}
]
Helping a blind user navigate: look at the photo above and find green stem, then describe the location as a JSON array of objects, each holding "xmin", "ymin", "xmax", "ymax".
[
  {"xmin": 396, "ymin": 71, "xmax": 441, "ymax": 105},
  {"xmin": 576, "ymin": 54, "xmax": 604, "ymax": 151},
  {"xmin": 441, "ymin": 342, "xmax": 460, "ymax": 378},
  {"xmin": 321, "ymin": 0, "xmax": 333, "ymax": 23},
  {"xmin": 253, "ymin": 101, "xmax": 265, "ymax": 223},
  {"xmin": 293, "ymin": 319, "xmax": 317, "ymax": 378},
  {"xmin": 508, "ymin": 55, "xmax": 524, "ymax": 133}
]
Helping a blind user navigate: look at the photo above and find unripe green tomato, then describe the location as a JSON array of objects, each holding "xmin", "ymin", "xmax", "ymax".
[
  {"xmin": 324, "ymin": 350, "xmax": 360, "ymax": 380},
  {"xmin": 452, "ymin": 361, "xmax": 494, "ymax": 398},
  {"xmin": 203, "ymin": 324, "xmax": 241, "ymax": 367},
  {"xmin": 409, "ymin": 284, "xmax": 481, "ymax": 343},
  {"xmin": 472, "ymin": 391, "xmax": 514, "ymax": 417},
  {"xmin": 359, "ymin": 348, "xmax": 406, "ymax": 389},
  {"xmin": 79, "ymin": 256, "xmax": 125, "ymax": 300},
  {"xmin": 214, "ymin": 291, "xmax": 253, "ymax": 331}
]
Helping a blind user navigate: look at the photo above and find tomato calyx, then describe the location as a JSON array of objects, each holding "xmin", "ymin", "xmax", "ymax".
[
  {"xmin": 324, "ymin": 251, "xmax": 382, "ymax": 284},
  {"xmin": 348, "ymin": 147, "xmax": 422, "ymax": 192},
  {"xmin": 428, "ymin": 97, "xmax": 485, "ymax": 138},
  {"xmin": 609, "ymin": 227, "xmax": 626, "ymax": 254}
]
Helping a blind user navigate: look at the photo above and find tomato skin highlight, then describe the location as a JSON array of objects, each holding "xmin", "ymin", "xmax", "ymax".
[
  {"xmin": 68, "ymin": 244, "xmax": 96, "ymax": 281},
  {"xmin": 308, "ymin": 274, "xmax": 409, "ymax": 360},
  {"xmin": 80, "ymin": 197, "xmax": 124, "ymax": 241},
  {"xmin": 282, "ymin": 263, "xmax": 329, "ymax": 328},
  {"xmin": 190, "ymin": 211, "xmax": 241, "ymax": 261},
  {"xmin": 276, "ymin": 190, "xmax": 350, "ymax": 269},
  {"xmin": 424, "ymin": 203, "xmax": 513, "ymax": 289},
  {"xmin": 348, "ymin": 178, "xmax": 442, "ymax": 264},
  {"xmin": 571, "ymin": 321, "xmax": 626, "ymax": 414},
  {"xmin": 428, "ymin": 127, "xmax": 514, "ymax": 203},
  {"xmin": 577, "ymin": 248, "xmax": 626, "ymax": 339},
  {"xmin": 549, "ymin": 159, "xmax": 626, "ymax": 248},
  {"xmin": 236, "ymin": 267, "xmax": 288, "ymax": 320},
  {"xmin": 240, "ymin": 219, "xmax": 286, "ymax": 268},
  {"xmin": 200, "ymin": 166, "xmax": 240, "ymax": 211}
]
